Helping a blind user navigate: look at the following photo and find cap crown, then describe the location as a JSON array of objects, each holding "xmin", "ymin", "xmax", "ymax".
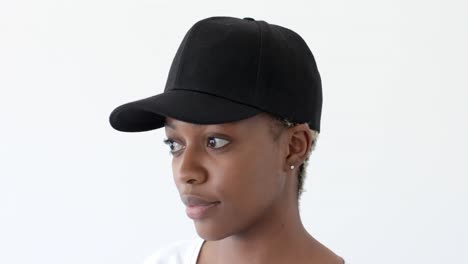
[{"xmin": 164, "ymin": 16, "xmax": 322, "ymax": 132}]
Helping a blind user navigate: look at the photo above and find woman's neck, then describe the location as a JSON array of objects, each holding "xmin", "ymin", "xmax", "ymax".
[{"xmin": 196, "ymin": 194, "xmax": 343, "ymax": 264}]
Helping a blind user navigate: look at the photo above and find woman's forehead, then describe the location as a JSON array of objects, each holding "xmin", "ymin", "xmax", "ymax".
[{"xmin": 164, "ymin": 114, "xmax": 270, "ymax": 131}]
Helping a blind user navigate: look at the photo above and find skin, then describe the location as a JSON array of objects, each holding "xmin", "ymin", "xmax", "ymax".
[{"xmin": 164, "ymin": 112, "xmax": 344, "ymax": 264}]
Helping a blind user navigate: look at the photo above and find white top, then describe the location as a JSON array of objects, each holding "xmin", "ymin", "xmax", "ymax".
[
  {"xmin": 143, "ymin": 237, "xmax": 348, "ymax": 264},
  {"xmin": 143, "ymin": 237, "xmax": 205, "ymax": 264}
]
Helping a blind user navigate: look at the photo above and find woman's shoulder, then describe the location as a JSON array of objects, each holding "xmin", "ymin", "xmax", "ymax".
[{"xmin": 143, "ymin": 236, "xmax": 205, "ymax": 264}]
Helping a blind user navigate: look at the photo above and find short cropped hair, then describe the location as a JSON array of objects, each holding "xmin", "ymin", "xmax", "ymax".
[{"xmin": 265, "ymin": 113, "xmax": 319, "ymax": 202}]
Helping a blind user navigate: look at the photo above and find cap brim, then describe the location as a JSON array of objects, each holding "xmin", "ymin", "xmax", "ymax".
[{"xmin": 109, "ymin": 89, "xmax": 262, "ymax": 132}]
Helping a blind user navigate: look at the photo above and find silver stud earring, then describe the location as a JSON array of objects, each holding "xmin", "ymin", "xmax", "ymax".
[{"xmin": 290, "ymin": 165, "xmax": 295, "ymax": 170}]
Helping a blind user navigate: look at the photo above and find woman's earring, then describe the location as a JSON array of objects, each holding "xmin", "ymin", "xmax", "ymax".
[{"xmin": 290, "ymin": 165, "xmax": 295, "ymax": 170}]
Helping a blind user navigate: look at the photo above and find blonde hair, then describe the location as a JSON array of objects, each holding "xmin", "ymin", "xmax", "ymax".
[{"xmin": 266, "ymin": 113, "xmax": 319, "ymax": 201}]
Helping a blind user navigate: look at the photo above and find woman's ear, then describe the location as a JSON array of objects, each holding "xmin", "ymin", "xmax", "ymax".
[{"xmin": 284, "ymin": 124, "xmax": 313, "ymax": 171}]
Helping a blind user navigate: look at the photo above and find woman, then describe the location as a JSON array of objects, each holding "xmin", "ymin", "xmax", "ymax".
[{"xmin": 110, "ymin": 16, "xmax": 346, "ymax": 264}]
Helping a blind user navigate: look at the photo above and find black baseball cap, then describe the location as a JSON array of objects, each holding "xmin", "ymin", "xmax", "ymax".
[{"xmin": 109, "ymin": 16, "xmax": 322, "ymax": 133}]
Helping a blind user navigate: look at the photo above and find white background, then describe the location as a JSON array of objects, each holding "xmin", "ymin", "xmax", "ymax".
[{"xmin": 1, "ymin": 1, "xmax": 467, "ymax": 263}]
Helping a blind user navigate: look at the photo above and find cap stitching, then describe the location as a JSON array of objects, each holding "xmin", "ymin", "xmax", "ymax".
[
  {"xmin": 253, "ymin": 20, "xmax": 263, "ymax": 98},
  {"xmin": 169, "ymin": 87, "xmax": 265, "ymax": 113},
  {"xmin": 173, "ymin": 22, "xmax": 200, "ymax": 88}
]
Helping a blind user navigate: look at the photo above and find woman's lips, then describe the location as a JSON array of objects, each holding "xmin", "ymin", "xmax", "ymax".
[
  {"xmin": 186, "ymin": 202, "xmax": 220, "ymax": 220},
  {"xmin": 181, "ymin": 194, "xmax": 220, "ymax": 207},
  {"xmin": 180, "ymin": 194, "xmax": 221, "ymax": 220}
]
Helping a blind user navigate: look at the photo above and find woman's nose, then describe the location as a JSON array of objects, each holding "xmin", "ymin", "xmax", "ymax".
[{"xmin": 174, "ymin": 143, "xmax": 207, "ymax": 185}]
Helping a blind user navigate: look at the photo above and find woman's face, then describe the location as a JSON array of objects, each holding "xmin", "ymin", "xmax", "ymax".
[{"xmin": 164, "ymin": 113, "xmax": 290, "ymax": 240}]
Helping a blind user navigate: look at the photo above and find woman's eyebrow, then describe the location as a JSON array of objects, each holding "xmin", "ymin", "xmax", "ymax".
[
  {"xmin": 164, "ymin": 121, "xmax": 176, "ymax": 130},
  {"xmin": 164, "ymin": 120, "xmax": 236, "ymax": 131}
]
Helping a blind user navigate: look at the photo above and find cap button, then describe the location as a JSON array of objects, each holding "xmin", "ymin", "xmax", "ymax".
[{"xmin": 243, "ymin": 17, "xmax": 255, "ymax": 21}]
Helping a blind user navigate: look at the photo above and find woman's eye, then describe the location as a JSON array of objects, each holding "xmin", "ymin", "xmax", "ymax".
[
  {"xmin": 162, "ymin": 137, "xmax": 230, "ymax": 155},
  {"xmin": 207, "ymin": 137, "xmax": 230, "ymax": 149},
  {"xmin": 163, "ymin": 138, "xmax": 184, "ymax": 154}
]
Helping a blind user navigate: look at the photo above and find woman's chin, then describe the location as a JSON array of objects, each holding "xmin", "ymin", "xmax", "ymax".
[{"xmin": 194, "ymin": 222, "xmax": 232, "ymax": 241}]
